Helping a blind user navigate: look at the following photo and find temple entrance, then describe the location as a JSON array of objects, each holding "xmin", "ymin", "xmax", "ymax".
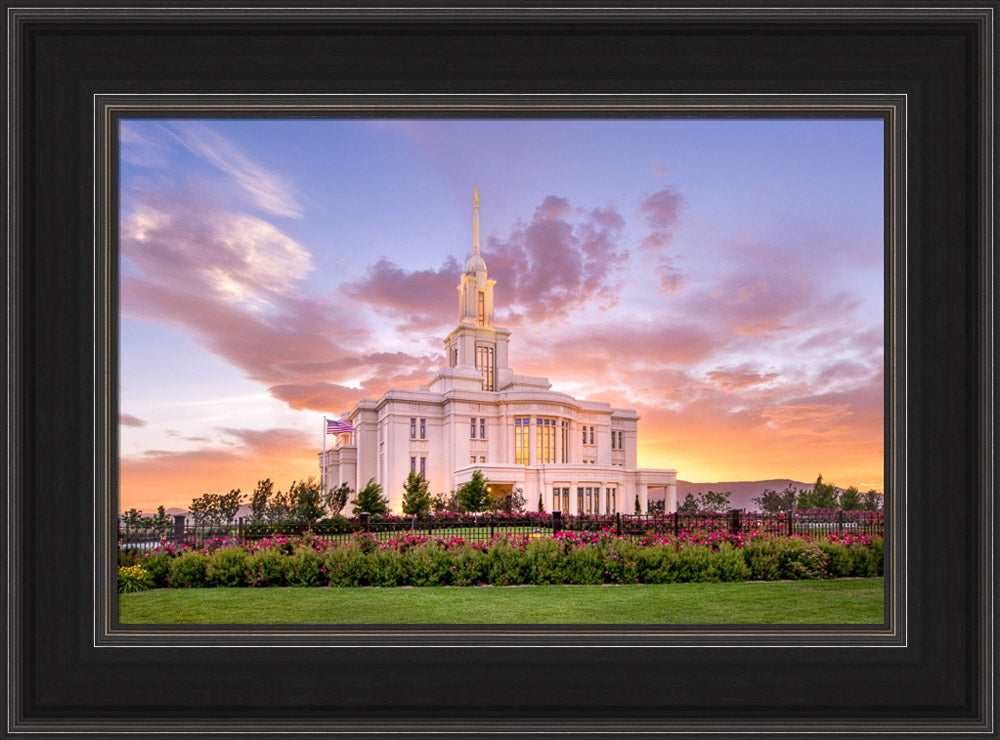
[{"xmin": 486, "ymin": 483, "xmax": 515, "ymax": 510}]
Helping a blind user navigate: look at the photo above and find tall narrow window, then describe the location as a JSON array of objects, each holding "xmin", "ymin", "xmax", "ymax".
[
  {"xmin": 477, "ymin": 291, "xmax": 485, "ymax": 326},
  {"xmin": 420, "ymin": 418, "xmax": 426, "ymax": 440},
  {"xmin": 577, "ymin": 487, "xmax": 584, "ymax": 514},
  {"xmin": 410, "ymin": 418, "xmax": 416, "ymax": 439},
  {"xmin": 618, "ymin": 431, "xmax": 623, "ymax": 449},
  {"xmin": 561, "ymin": 487, "xmax": 570, "ymax": 512},
  {"xmin": 470, "ymin": 418, "xmax": 477, "ymax": 438},
  {"xmin": 420, "ymin": 457, "xmax": 426, "ymax": 476},
  {"xmin": 514, "ymin": 417, "xmax": 530, "ymax": 465},
  {"xmin": 536, "ymin": 418, "xmax": 555, "ymax": 463},
  {"xmin": 606, "ymin": 487, "xmax": 616, "ymax": 514},
  {"xmin": 611, "ymin": 431, "xmax": 616, "ymax": 450},
  {"xmin": 582, "ymin": 427, "xmax": 587, "ymax": 445},
  {"xmin": 561, "ymin": 420, "xmax": 569, "ymax": 463},
  {"xmin": 480, "ymin": 418, "xmax": 486, "ymax": 439},
  {"xmin": 552, "ymin": 488, "xmax": 560, "ymax": 512},
  {"xmin": 589, "ymin": 426, "xmax": 595, "ymax": 445},
  {"xmin": 410, "ymin": 456, "xmax": 416, "ymax": 473},
  {"xmin": 475, "ymin": 344, "xmax": 495, "ymax": 391}
]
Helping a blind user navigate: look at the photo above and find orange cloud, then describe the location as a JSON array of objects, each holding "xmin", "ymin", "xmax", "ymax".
[{"xmin": 119, "ymin": 427, "xmax": 319, "ymax": 512}]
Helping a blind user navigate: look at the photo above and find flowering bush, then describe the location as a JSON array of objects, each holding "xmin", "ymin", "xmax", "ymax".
[
  {"xmin": 118, "ymin": 564, "xmax": 153, "ymax": 593},
  {"xmin": 131, "ymin": 532, "xmax": 883, "ymax": 588}
]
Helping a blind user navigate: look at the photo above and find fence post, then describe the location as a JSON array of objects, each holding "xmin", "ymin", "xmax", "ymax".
[
  {"xmin": 489, "ymin": 512, "xmax": 495, "ymax": 540},
  {"xmin": 360, "ymin": 512, "xmax": 370, "ymax": 533},
  {"xmin": 615, "ymin": 512, "xmax": 622, "ymax": 537},
  {"xmin": 787, "ymin": 510, "xmax": 794, "ymax": 536},
  {"xmin": 729, "ymin": 508, "xmax": 741, "ymax": 535},
  {"xmin": 552, "ymin": 510, "xmax": 562, "ymax": 535},
  {"xmin": 837, "ymin": 509, "xmax": 845, "ymax": 533},
  {"xmin": 173, "ymin": 514, "xmax": 185, "ymax": 540},
  {"xmin": 238, "ymin": 517, "xmax": 244, "ymax": 539}
]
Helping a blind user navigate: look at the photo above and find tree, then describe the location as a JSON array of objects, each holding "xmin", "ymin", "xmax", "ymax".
[
  {"xmin": 187, "ymin": 495, "xmax": 212, "ymax": 528},
  {"xmin": 798, "ymin": 474, "xmax": 840, "ymax": 509},
  {"xmin": 401, "ymin": 471, "xmax": 432, "ymax": 520},
  {"xmin": 218, "ymin": 488, "xmax": 244, "ymax": 526},
  {"xmin": 537, "ymin": 493, "xmax": 544, "ymax": 513},
  {"xmin": 456, "ymin": 470, "xmax": 492, "ymax": 513},
  {"xmin": 839, "ymin": 485, "xmax": 863, "ymax": 511},
  {"xmin": 121, "ymin": 508, "xmax": 144, "ymax": 530},
  {"xmin": 862, "ymin": 489, "xmax": 882, "ymax": 511},
  {"xmin": 266, "ymin": 487, "xmax": 296, "ymax": 524},
  {"xmin": 677, "ymin": 493, "xmax": 699, "ymax": 514},
  {"xmin": 699, "ymin": 490, "xmax": 731, "ymax": 512},
  {"xmin": 634, "ymin": 493, "xmax": 641, "ymax": 514},
  {"xmin": 291, "ymin": 477, "xmax": 324, "ymax": 524},
  {"xmin": 151, "ymin": 505, "xmax": 172, "ymax": 536},
  {"xmin": 352, "ymin": 478, "xmax": 389, "ymax": 517},
  {"xmin": 250, "ymin": 478, "xmax": 273, "ymax": 523},
  {"xmin": 325, "ymin": 482, "xmax": 352, "ymax": 517},
  {"xmin": 752, "ymin": 486, "xmax": 798, "ymax": 514}
]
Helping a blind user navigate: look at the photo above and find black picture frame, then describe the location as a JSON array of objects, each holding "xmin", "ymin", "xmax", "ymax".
[{"xmin": 4, "ymin": 2, "xmax": 995, "ymax": 737}]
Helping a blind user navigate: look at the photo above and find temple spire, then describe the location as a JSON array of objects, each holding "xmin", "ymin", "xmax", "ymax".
[{"xmin": 473, "ymin": 184, "xmax": 480, "ymax": 256}]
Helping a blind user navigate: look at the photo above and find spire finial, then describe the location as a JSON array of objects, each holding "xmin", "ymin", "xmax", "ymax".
[{"xmin": 473, "ymin": 184, "xmax": 480, "ymax": 256}]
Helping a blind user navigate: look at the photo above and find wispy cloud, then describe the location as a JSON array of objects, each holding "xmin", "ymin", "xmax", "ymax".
[
  {"xmin": 167, "ymin": 121, "xmax": 303, "ymax": 218},
  {"xmin": 119, "ymin": 413, "xmax": 146, "ymax": 427}
]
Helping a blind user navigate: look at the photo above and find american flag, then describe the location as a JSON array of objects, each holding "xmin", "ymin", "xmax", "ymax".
[{"xmin": 326, "ymin": 419, "xmax": 354, "ymax": 434}]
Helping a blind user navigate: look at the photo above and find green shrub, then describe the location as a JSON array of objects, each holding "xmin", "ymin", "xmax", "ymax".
[
  {"xmin": 675, "ymin": 544, "xmax": 719, "ymax": 582},
  {"xmin": 849, "ymin": 537, "xmax": 883, "ymax": 577},
  {"xmin": 633, "ymin": 545, "xmax": 678, "ymax": 584},
  {"xmin": 523, "ymin": 538, "xmax": 565, "ymax": 584},
  {"xmin": 449, "ymin": 548, "xmax": 489, "ymax": 586},
  {"xmin": 118, "ymin": 564, "xmax": 152, "ymax": 593},
  {"xmin": 486, "ymin": 541, "xmax": 530, "ymax": 586},
  {"xmin": 206, "ymin": 547, "xmax": 248, "ymax": 587},
  {"xmin": 142, "ymin": 552, "xmax": 173, "ymax": 588},
  {"xmin": 816, "ymin": 541, "xmax": 853, "ymax": 578},
  {"xmin": 601, "ymin": 540, "xmax": 641, "ymax": 584},
  {"xmin": 563, "ymin": 544, "xmax": 605, "ymax": 585},
  {"xmin": 712, "ymin": 542, "xmax": 751, "ymax": 582},
  {"xmin": 118, "ymin": 550, "xmax": 140, "ymax": 567},
  {"xmin": 326, "ymin": 546, "xmax": 403, "ymax": 586},
  {"xmin": 366, "ymin": 548, "xmax": 404, "ymax": 587},
  {"xmin": 403, "ymin": 544, "xmax": 453, "ymax": 587},
  {"xmin": 167, "ymin": 552, "xmax": 209, "ymax": 588},
  {"xmin": 246, "ymin": 550, "xmax": 291, "ymax": 587},
  {"xmin": 286, "ymin": 549, "xmax": 327, "ymax": 587}
]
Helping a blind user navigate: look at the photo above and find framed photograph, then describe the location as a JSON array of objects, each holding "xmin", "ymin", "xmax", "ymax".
[{"xmin": 5, "ymin": 3, "xmax": 995, "ymax": 737}]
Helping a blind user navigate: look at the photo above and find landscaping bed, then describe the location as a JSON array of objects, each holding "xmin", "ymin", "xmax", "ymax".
[{"xmin": 118, "ymin": 530, "xmax": 883, "ymax": 591}]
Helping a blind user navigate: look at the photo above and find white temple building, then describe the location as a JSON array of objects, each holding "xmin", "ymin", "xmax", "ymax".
[{"xmin": 320, "ymin": 189, "xmax": 678, "ymax": 515}]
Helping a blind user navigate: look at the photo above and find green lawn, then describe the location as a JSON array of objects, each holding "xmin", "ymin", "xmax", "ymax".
[{"xmin": 119, "ymin": 578, "xmax": 883, "ymax": 624}]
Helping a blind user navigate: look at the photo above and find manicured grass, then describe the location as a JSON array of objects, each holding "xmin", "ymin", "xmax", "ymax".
[{"xmin": 119, "ymin": 578, "xmax": 883, "ymax": 624}]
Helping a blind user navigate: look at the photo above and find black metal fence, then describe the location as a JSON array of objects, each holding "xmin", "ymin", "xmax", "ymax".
[{"xmin": 118, "ymin": 509, "xmax": 884, "ymax": 551}]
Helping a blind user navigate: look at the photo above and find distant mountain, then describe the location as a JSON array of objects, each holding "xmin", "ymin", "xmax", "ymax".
[
  {"xmin": 671, "ymin": 479, "xmax": 821, "ymax": 511},
  {"xmin": 160, "ymin": 503, "xmax": 255, "ymax": 520}
]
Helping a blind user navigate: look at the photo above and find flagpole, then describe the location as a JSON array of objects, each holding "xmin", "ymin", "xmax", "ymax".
[{"xmin": 321, "ymin": 416, "xmax": 327, "ymax": 498}]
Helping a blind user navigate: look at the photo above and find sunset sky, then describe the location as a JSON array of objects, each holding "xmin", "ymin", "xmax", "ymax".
[{"xmin": 119, "ymin": 118, "xmax": 884, "ymax": 512}]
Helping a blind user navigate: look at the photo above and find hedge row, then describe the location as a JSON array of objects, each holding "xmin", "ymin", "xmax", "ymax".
[{"xmin": 122, "ymin": 535, "xmax": 883, "ymax": 589}]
